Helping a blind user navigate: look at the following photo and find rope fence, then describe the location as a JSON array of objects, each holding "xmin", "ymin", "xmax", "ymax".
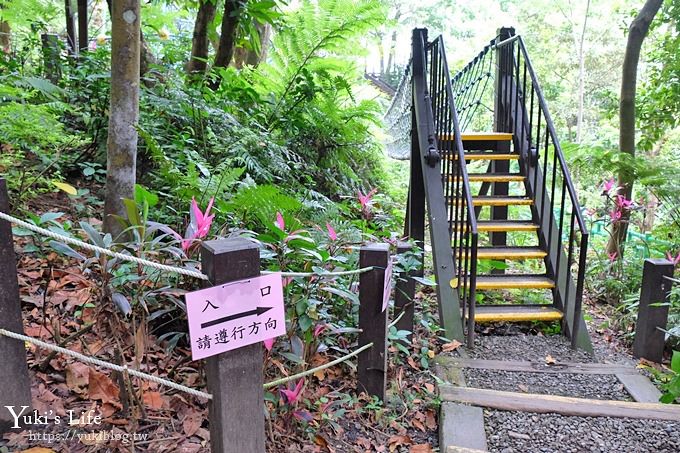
[
  {"xmin": 0, "ymin": 328, "xmax": 213, "ymax": 400},
  {"xmin": 0, "ymin": 200, "xmax": 415, "ymax": 449},
  {"xmin": 0, "ymin": 210, "xmax": 377, "ymax": 279}
]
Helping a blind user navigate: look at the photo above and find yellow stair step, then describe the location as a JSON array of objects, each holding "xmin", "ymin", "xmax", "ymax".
[
  {"xmin": 451, "ymin": 275, "xmax": 555, "ymax": 290},
  {"xmin": 471, "ymin": 196, "xmax": 533, "ymax": 206},
  {"xmin": 461, "ymin": 247, "xmax": 547, "ymax": 260},
  {"xmin": 438, "ymin": 132, "xmax": 514, "ymax": 141},
  {"xmin": 468, "ymin": 305, "xmax": 563, "ymax": 323},
  {"xmin": 447, "ymin": 153, "xmax": 519, "ymax": 161},
  {"xmin": 450, "ymin": 173, "xmax": 526, "ymax": 183},
  {"xmin": 453, "ymin": 221, "xmax": 539, "ymax": 233}
]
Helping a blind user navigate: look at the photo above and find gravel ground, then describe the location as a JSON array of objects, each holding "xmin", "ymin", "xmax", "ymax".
[
  {"xmin": 463, "ymin": 369, "xmax": 633, "ymax": 401},
  {"xmin": 485, "ymin": 410, "xmax": 680, "ymax": 453},
  {"xmin": 464, "ymin": 333, "xmax": 597, "ymax": 363}
]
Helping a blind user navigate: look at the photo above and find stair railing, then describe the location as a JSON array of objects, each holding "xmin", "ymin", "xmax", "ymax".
[
  {"xmin": 451, "ymin": 31, "xmax": 589, "ymax": 349},
  {"xmin": 427, "ymin": 36, "xmax": 479, "ymax": 348}
]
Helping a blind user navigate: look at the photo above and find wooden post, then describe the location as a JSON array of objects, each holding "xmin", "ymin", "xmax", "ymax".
[
  {"xmin": 633, "ymin": 258, "xmax": 674, "ymax": 363},
  {"xmin": 77, "ymin": 0, "xmax": 88, "ymax": 53},
  {"xmin": 201, "ymin": 238, "xmax": 265, "ymax": 453},
  {"xmin": 358, "ymin": 243, "xmax": 390, "ymax": 400},
  {"xmin": 394, "ymin": 242, "xmax": 415, "ymax": 342},
  {"xmin": 41, "ymin": 33, "xmax": 62, "ymax": 83},
  {"xmin": 0, "ymin": 178, "xmax": 32, "ymax": 434}
]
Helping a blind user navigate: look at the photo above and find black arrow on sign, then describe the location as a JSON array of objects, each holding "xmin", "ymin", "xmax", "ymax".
[{"xmin": 201, "ymin": 306, "xmax": 274, "ymax": 329}]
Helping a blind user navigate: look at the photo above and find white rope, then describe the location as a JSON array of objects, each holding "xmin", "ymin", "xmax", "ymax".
[
  {"xmin": 0, "ymin": 211, "xmax": 379, "ymax": 280},
  {"xmin": 0, "ymin": 211, "xmax": 209, "ymax": 280},
  {"xmin": 263, "ymin": 342, "xmax": 373, "ymax": 389},
  {"xmin": 0, "ymin": 328, "xmax": 212, "ymax": 400}
]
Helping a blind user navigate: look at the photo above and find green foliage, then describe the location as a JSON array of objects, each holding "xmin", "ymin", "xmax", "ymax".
[
  {"xmin": 252, "ymin": 0, "xmax": 388, "ymax": 195},
  {"xmin": 638, "ymin": 0, "xmax": 680, "ymax": 152}
]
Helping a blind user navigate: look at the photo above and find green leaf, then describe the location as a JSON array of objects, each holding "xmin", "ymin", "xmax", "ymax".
[
  {"xmin": 49, "ymin": 241, "xmax": 86, "ymax": 261},
  {"xmin": 671, "ymin": 350, "xmax": 680, "ymax": 373},
  {"xmin": 39, "ymin": 212, "xmax": 64, "ymax": 225},
  {"xmin": 79, "ymin": 221, "xmax": 105, "ymax": 248},
  {"xmin": 134, "ymin": 184, "xmax": 159, "ymax": 207},
  {"xmin": 122, "ymin": 198, "xmax": 141, "ymax": 227},
  {"xmin": 412, "ymin": 276, "xmax": 437, "ymax": 286},
  {"xmin": 659, "ymin": 392, "xmax": 676, "ymax": 404}
]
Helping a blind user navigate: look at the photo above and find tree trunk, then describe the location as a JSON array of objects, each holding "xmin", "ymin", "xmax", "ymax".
[
  {"xmin": 64, "ymin": 0, "xmax": 77, "ymax": 55},
  {"xmin": 105, "ymin": 0, "xmax": 154, "ymax": 77},
  {"xmin": 139, "ymin": 30, "xmax": 157, "ymax": 77},
  {"xmin": 575, "ymin": 0, "xmax": 591, "ymax": 143},
  {"xmin": 386, "ymin": 9, "xmax": 401, "ymax": 76},
  {"xmin": 187, "ymin": 0, "xmax": 217, "ymax": 74},
  {"xmin": 104, "ymin": 0, "xmax": 140, "ymax": 236},
  {"xmin": 606, "ymin": 0, "xmax": 663, "ymax": 257},
  {"xmin": 234, "ymin": 21, "xmax": 271, "ymax": 68},
  {"xmin": 210, "ymin": 0, "xmax": 246, "ymax": 88},
  {"xmin": 77, "ymin": 0, "xmax": 88, "ymax": 52},
  {"xmin": 0, "ymin": 20, "xmax": 9, "ymax": 53}
]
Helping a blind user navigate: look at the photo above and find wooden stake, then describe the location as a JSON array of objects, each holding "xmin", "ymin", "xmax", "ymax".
[
  {"xmin": 201, "ymin": 238, "xmax": 265, "ymax": 453},
  {"xmin": 0, "ymin": 178, "xmax": 32, "ymax": 434}
]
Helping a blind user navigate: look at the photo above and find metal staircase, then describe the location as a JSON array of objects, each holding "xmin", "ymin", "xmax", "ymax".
[{"xmin": 385, "ymin": 28, "xmax": 592, "ymax": 351}]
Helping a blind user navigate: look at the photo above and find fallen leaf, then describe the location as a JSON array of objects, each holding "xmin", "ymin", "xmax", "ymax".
[
  {"xmin": 388, "ymin": 435, "xmax": 412, "ymax": 452},
  {"xmin": 407, "ymin": 357, "xmax": 420, "ymax": 370},
  {"xmin": 183, "ymin": 410, "xmax": 202, "ymax": 437},
  {"xmin": 518, "ymin": 384, "xmax": 529, "ymax": 393},
  {"xmin": 314, "ymin": 368, "xmax": 326, "ymax": 381},
  {"xmin": 66, "ymin": 362, "xmax": 90, "ymax": 394},
  {"xmin": 427, "ymin": 350, "xmax": 435, "ymax": 359},
  {"xmin": 410, "ymin": 444, "xmax": 433, "ymax": 453},
  {"xmin": 424, "ymin": 383, "xmax": 435, "ymax": 393},
  {"xmin": 53, "ymin": 181, "xmax": 77, "ymax": 195},
  {"xmin": 545, "ymin": 354, "xmax": 556, "ymax": 365},
  {"xmin": 20, "ymin": 448, "xmax": 56, "ymax": 453},
  {"xmin": 411, "ymin": 418, "xmax": 425, "ymax": 432},
  {"xmin": 425, "ymin": 410, "xmax": 436, "ymax": 429},
  {"xmin": 441, "ymin": 340, "xmax": 462, "ymax": 352},
  {"xmin": 356, "ymin": 437, "xmax": 372, "ymax": 449},
  {"xmin": 143, "ymin": 391, "xmax": 165, "ymax": 410},
  {"xmin": 88, "ymin": 369, "xmax": 120, "ymax": 406}
]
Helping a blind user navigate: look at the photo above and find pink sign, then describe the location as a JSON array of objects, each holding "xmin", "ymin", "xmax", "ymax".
[
  {"xmin": 382, "ymin": 260, "xmax": 393, "ymax": 312},
  {"xmin": 185, "ymin": 273, "xmax": 286, "ymax": 360}
]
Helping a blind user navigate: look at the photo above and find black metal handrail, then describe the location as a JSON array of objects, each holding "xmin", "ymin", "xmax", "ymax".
[
  {"xmin": 428, "ymin": 36, "xmax": 478, "ymax": 348},
  {"xmin": 451, "ymin": 31, "xmax": 589, "ymax": 349},
  {"xmin": 403, "ymin": 29, "xmax": 467, "ymax": 341}
]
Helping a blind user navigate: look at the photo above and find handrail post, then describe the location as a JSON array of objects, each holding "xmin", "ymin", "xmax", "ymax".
[
  {"xmin": 358, "ymin": 243, "xmax": 390, "ymax": 400},
  {"xmin": 494, "ymin": 27, "xmax": 515, "ymax": 133},
  {"xmin": 201, "ymin": 238, "xmax": 265, "ymax": 453},
  {"xmin": 0, "ymin": 178, "xmax": 32, "ymax": 434},
  {"xmin": 632, "ymin": 258, "xmax": 674, "ymax": 363}
]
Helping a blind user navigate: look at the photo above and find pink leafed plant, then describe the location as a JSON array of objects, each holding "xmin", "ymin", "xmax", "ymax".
[
  {"xmin": 182, "ymin": 197, "xmax": 215, "ymax": 252},
  {"xmin": 608, "ymin": 251, "xmax": 618, "ymax": 263},
  {"xmin": 615, "ymin": 195, "xmax": 633, "ymax": 210},
  {"xmin": 263, "ymin": 338, "xmax": 275, "ymax": 352},
  {"xmin": 326, "ymin": 222, "xmax": 337, "ymax": 241},
  {"xmin": 666, "ymin": 251, "xmax": 680, "ymax": 266},
  {"xmin": 609, "ymin": 209, "xmax": 622, "ymax": 223},
  {"xmin": 313, "ymin": 324, "xmax": 326, "ymax": 338},
  {"xmin": 275, "ymin": 212, "xmax": 285, "ymax": 230},
  {"xmin": 602, "ymin": 178, "xmax": 618, "ymax": 195},
  {"xmin": 281, "ymin": 379, "xmax": 304, "ymax": 405},
  {"xmin": 357, "ymin": 188, "xmax": 378, "ymax": 218}
]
